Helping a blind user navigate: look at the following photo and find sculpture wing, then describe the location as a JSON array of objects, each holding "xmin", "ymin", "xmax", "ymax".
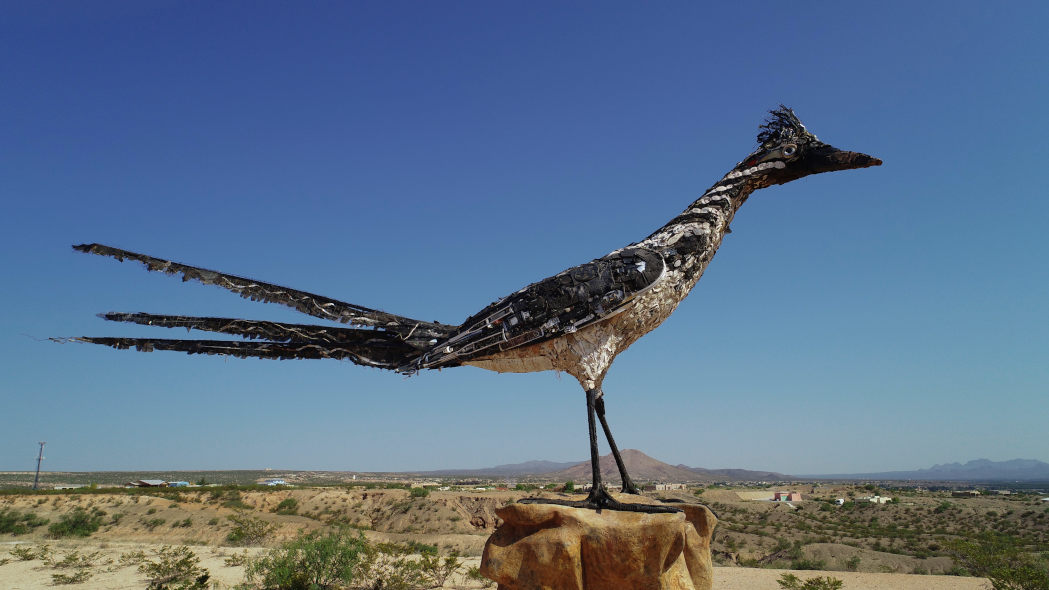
[{"xmin": 417, "ymin": 246, "xmax": 664, "ymax": 368}]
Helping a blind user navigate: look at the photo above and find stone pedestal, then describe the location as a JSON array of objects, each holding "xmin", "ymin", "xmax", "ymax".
[{"xmin": 480, "ymin": 500, "xmax": 717, "ymax": 590}]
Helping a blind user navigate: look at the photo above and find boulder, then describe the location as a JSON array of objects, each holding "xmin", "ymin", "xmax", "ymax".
[{"xmin": 480, "ymin": 499, "xmax": 716, "ymax": 590}]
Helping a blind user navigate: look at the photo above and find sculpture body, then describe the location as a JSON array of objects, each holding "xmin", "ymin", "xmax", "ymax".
[{"xmin": 66, "ymin": 107, "xmax": 880, "ymax": 511}]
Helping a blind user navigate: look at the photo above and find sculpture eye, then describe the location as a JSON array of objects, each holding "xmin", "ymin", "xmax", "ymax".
[{"xmin": 782, "ymin": 144, "xmax": 797, "ymax": 157}]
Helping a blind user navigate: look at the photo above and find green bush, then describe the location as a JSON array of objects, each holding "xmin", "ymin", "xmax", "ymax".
[
  {"xmin": 563, "ymin": 481, "xmax": 575, "ymax": 493},
  {"xmin": 142, "ymin": 518, "xmax": 166, "ymax": 531},
  {"xmin": 777, "ymin": 573, "xmax": 844, "ymax": 590},
  {"xmin": 48, "ymin": 508, "xmax": 104, "ymax": 538},
  {"xmin": 273, "ymin": 498, "xmax": 299, "ymax": 515},
  {"xmin": 246, "ymin": 530, "xmax": 370, "ymax": 590},
  {"xmin": 226, "ymin": 513, "xmax": 277, "ymax": 546},
  {"xmin": 950, "ymin": 531, "xmax": 1049, "ymax": 590},
  {"xmin": 245, "ymin": 529, "xmax": 467, "ymax": 590},
  {"xmin": 51, "ymin": 570, "xmax": 92, "ymax": 585},
  {"xmin": 221, "ymin": 490, "xmax": 252, "ymax": 510},
  {"xmin": 138, "ymin": 545, "xmax": 210, "ymax": 590},
  {"xmin": 409, "ymin": 487, "xmax": 429, "ymax": 498},
  {"xmin": 0, "ymin": 509, "xmax": 49, "ymax": 535},
  {"xmin": 10, "ymin": 543, "xmax": 51, "ymax": 561}
]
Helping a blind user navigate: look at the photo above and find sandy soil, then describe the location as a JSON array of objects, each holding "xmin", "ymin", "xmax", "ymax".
[
  {"xmin": 712, "ymin": 567, "xmax": 988, "ymax": 590},
  {"xmin": 1, "ymin": 540, "xmax": 989, "ymax": 590},
  {"xmin": 0, "ymin": 540, "xmax": 492, "ymax": 590}
]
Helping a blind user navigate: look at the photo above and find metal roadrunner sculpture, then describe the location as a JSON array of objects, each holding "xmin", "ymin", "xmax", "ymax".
[{"xmin": 68, "ymin": 107, "xmax": 880, "ymax": 513}]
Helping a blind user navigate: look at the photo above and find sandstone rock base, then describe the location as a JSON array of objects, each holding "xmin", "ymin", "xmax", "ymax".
[{"xmin": 480, "ymin": 500, "xmax": 717, "ymax": 590}]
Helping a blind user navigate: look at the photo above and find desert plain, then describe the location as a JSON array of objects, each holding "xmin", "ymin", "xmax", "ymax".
[{"xmin": 4, "ymin": 474, "xmax": 1044, "ymax": 589}]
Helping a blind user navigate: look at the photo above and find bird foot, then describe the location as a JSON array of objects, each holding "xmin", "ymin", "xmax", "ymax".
[
  {"xmin": 519, "ymin": 487, "xmax": 681, "ymax": 514},
  {"xmin": 620, "ymin": 481, "xmax": 642, "ymax": 495}
]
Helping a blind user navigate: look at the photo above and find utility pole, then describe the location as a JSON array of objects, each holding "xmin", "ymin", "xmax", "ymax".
[{"xmin": 32, "ymin": 442, "xmax": 45, "ymax": 490}]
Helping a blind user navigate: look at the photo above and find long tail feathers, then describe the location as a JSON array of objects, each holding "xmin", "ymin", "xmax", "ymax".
[
  {"xmin": 99, "ymin": 312, "xmax": 434, "ymax": 350},
  {"xmin": 74, "ymin": 244, "xmax": 456, "ymax": 341},
  {"xmin": 68, "ymin": 330, "xmax": 420, "ymax": 369}
]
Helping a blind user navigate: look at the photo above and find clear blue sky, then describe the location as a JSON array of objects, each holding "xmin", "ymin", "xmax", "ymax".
[{"xmin": 2, "ymin": 2, "xmax": 1046, "ymax": 475}]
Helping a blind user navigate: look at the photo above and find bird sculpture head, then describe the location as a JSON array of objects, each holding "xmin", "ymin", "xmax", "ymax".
[{"xmin": 731, "ymin": 106, "xmax": 881, "ymax": 189}]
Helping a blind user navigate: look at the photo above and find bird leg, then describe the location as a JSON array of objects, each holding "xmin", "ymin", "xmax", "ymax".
[
  {"xmin": 519, "ymin": 388, "xmax": 679, "ymax": 514},
  {"xmin": 594, "ymin": 393, "xmax": 641, "ymax": 495}
]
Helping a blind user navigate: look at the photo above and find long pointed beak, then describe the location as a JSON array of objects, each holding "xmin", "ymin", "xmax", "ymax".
[{"xmin": 808, "ymin": 144, "xmax": 882, "ymax": 172}]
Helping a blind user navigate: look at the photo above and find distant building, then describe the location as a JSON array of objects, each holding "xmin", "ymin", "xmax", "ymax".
[
  {"xmin": 127, "ymin": 479, "xmax": 168, "ymax": 487},
  {"xmin": 952, "ymin": 490, "xmax": 981, "ymax": 498},
  {"xmin": 261, "ymin": 479, "xmax": 287, "ymax": 486},
  {"xmin": 654, "ymin": 483, "xmax": 687, "ymax": 491},
  {"xmin": 774, "ymin": 491, "xmax": 802, "ymax": 502},
  {"xmin": 167, "ymin": 481, "xmax": 189, "ymax": 487},
  {"xmin": 859, "ymin": 495, "xmax": 892, "ymax": 504}
]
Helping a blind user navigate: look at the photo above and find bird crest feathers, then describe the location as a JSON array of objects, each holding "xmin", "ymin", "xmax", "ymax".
[{"xmin": 756, "ymin": 106, "xmax": 811, "ymax": 149}]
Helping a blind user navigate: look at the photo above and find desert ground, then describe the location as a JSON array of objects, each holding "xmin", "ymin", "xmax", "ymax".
[
  {"xmin": 0, "ymin": 540, "xmax": 990, "ymax": 590},
  {"xmin": 2, "ymin": 481, "xmax": 1036, "ymax": 588}
]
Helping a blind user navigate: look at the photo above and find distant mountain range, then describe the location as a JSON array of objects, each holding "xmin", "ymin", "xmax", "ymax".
[
  {"xmin": 420, "ymin": 450, "xmax": 790, "ymax": 482},
  {"xmin": 420, "ymin": 455, "xmax": 1049, "ymax": 483},
  {"xmin": 808, "ymin": 459, "xmax": 1049, "ymax": 481}
]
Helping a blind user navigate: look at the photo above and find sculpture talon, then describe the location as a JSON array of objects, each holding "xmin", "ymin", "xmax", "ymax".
[
  {"xmin": 519, "ymin": 488, "xmax": 681, "ymax": 514},
  {"xmin": 68, "ymin": 108, "xmax": 880, "ymax": 508}
]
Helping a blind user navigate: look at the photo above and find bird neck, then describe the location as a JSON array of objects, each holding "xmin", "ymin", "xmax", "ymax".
[{"xmin": 640, "ymin": 169, "xmax": 759, "ymax": 287}]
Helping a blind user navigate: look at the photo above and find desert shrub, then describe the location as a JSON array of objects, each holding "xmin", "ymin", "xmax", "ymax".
[
  {"xmin": 844, "ymin": 555, "xmax": 861, "ymax": 571},
  {"xmin": 223, "ymin": 550, "xmax": 249, "ymax": 567},
  {"xmin": 791, "ymin": 558, "xmax": 827, "ymax": 571},
  {"xmin": 226, "ymin": 513, "xmax": 277, "ymax": 545},
  {"xmin": 396, "ymin": 541, "xmax": 438, "ymax": 556},
  {"xmin": 245, "ymin": 529, "xmax": 370, "ymax": 590},
  {"xmin": 0, "ymin": 509, "xmax": 49, "ymax": 534},
  {"xmin": 777, "ymin": 573, "xmax": 844, "ymax": 590},
  {"xmin": 138, "ymin": 545, "xmax": 210, "ymax": 590},
  {"xmin": 221, "ymin": 490, "xmax": 252, "ymax": 510},
  {"xmin": 245, "ymin": 529, "xmax": 468, "ymax": 590},
  {"xmin": 147, "ymin": 508, "xmax": 158, "ymax": 515},
  {"xmin": 563, "ymin": 481, "xmax": 575, "ymax": 493},
  {"xmin": 207, "ymin": 517, "xmax": 220, "ymax": 526},
  {"xmin": 48, "ymin": 508, "xmax": 104, "ymax": 538},
  {"xmin": 51, "ymin": 570, "xmax": 92, "ymax": 585},
  {"xmin": 119, "ymin": 550, "xmax": 148, "ymax": 566},
  {"xmin": 142, "ymin": 518, "xmax": 167, "ymax": 530},
  {"xmin": 466, "ymin": 566, "xmax": 495, "ymax": 588},
  {"xmin": 409, "ymin": 487, "xmax": 429, "ymax": 498},
  {"xmin": 10, "ymin": 544, "xmax": 45, "ymax": 561},
  {"xmin": 949, "ymin": 531, "xmax": 1049, "ymax": 590},
  {"xmin": 51, "ymin": 548, "xmax": 109, "ymax": 569},
  {"xmin": 273, "ymin": 498, "xmax": 299, "ymax": 515}
]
